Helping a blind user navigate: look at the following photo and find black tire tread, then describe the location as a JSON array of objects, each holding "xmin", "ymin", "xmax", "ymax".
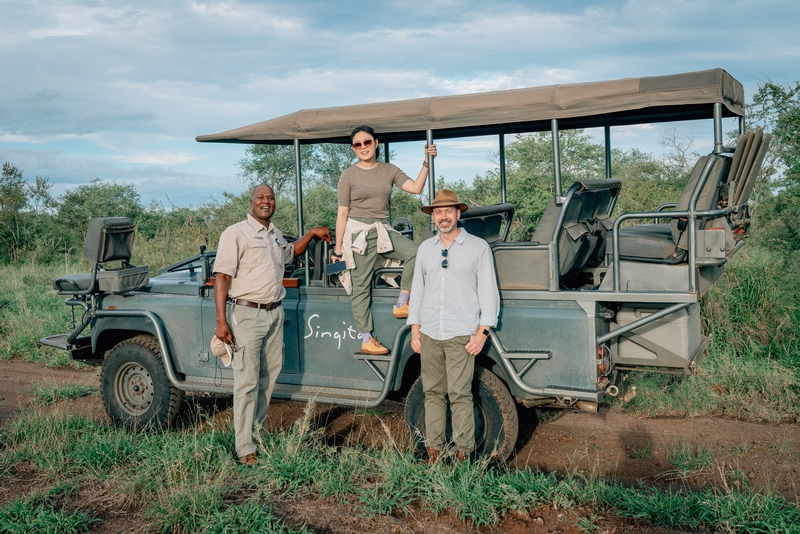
[
  {"xmin": 102, "ymin": 335, "xmax": 184, "ymax": 428},
  {"xmin": 403, "ymin": 366, "xmax": 519, "ymax": 461},
  {"xmin": 478, "ymin": 367, "xmax": 519, "ymax": 460}
]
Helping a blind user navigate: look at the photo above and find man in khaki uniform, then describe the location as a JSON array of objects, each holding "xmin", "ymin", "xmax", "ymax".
[{"xmin": 214, "ymin": 184, "xmax": 330, "ymax": 465}]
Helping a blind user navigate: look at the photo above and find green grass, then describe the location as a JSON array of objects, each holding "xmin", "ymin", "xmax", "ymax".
[
  {"xmin": 665, "ymin": 441, "xmax": 714, "ymax": 477},
  {"xmin": 31, "ymin": 382, "xmax": 96, "ymax": 405},
  {"xmin": 2, "ymin": 406, "xmax": 799, "ymax": 533},
  {"xmin": 631, "ymin": 442, "xmax": 651, "ymax": 459},
  {"xmin": 0, "ymin": 498, "xmax": 95, "ymax": 534},
  {"xmin": 0, "ymin": 262, "xmax": 83, "ymax": 367},
  {"xmin": 621, "ymin": 246, "xmax": 800, "ymax": 424}
]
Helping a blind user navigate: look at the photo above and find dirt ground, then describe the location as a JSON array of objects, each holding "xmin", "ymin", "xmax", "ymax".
[{"xmin": 1, "ymin": 359, "xmax": 799, "ymax": 533}]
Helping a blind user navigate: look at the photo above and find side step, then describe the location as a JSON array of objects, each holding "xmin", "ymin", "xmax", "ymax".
[
  {"xmin": 40, "ymin": 334, "xmax": 90, "ymax": 350},
  {"xmin": 181, "ymin": 375, "xmax": 381, "ymax": 406},
  {"xmin": 40, "ymin": 334, "xmax": 92, "ymax": 360}
]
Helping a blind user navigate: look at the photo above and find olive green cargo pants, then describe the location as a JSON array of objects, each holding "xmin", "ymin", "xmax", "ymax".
[
  {"xmin": 349, "ymin": 222, "xmax": 417, "ymax": 334},
  {"xmin": 420, "ymin": 333, "xmax": 476, "ymax": 454}
]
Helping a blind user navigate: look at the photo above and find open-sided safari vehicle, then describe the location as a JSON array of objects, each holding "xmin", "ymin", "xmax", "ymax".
[{"xmin": 43, "ymin": 69, "xmax": 770, "ymax": 461}]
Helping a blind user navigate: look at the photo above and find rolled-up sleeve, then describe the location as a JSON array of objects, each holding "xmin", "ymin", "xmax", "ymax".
[
  {"xmin": 406, "ymin": 244, "xmax": 427, "ymax": 326},
  {"xmin": 476, "ymin": 242, "xmax": 500, "ymax": 327}
]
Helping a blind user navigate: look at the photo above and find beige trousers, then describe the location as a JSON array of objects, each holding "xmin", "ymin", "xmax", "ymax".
[{"xmin": 230, "ymin": 304, "xmax": 284, "ymax": 458}]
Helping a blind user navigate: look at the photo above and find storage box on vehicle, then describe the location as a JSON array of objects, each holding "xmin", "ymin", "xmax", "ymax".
[{"xmin": 612, "ymin": 304, "xmax": 701, "ymax": 364}]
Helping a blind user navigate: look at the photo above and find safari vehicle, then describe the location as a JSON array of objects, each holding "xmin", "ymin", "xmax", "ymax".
[{"xmin": 42, "ymin": 69, "xmax": 770, "ymax": 461}]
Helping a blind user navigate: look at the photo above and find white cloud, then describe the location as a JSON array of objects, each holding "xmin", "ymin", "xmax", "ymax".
[
  {"xmin": 2, "ymin": 0, "xmax": 798, "ymax": 205},
  {"xmin": 113, "ymin": 151, "xmax": 205, "ymax": 166}
]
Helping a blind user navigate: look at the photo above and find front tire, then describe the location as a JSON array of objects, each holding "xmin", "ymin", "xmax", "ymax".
[
  {"xmin": 101, "ymin": 335, "xmax": 184, "ymax": 428},
  {"xmin": 404, "ymin": 366, "xmax": 519, "ymax": 461}
]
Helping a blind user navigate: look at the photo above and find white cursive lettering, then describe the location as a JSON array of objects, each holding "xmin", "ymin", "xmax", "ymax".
[{"xmin": 304, "ymin": 314, "xmax": 360, "ymax": 350}]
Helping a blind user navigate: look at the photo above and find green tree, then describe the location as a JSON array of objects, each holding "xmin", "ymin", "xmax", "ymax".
[
  {"xmin": 0, "ymin": 163, "xmax": 53, "ymax": 263},
  {"xmin": 57, "ymin": 178, "xmax": 144, "ymax": 250},
  {"xmin": 237, "ymin": 144, "xmax": 316, "ymax": 198},
  {"xmin": 748, "ymin": 80, "xmax": 800, "ymax": 253}
]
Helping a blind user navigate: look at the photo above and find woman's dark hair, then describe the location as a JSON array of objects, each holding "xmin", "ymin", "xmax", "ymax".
[{"xmin": 350, "ymin": 125, "xmax": 380, "ymax": 159}]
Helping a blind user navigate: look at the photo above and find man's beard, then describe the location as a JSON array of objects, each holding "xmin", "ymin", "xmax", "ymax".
[{"xmin": 435, "ymin": 220, "xmax": 456, "ymax": 234}]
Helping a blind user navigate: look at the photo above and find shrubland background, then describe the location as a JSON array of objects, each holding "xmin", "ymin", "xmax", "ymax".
[{"xmin": 1, "ymin": 81, "xmax": 799, "ymax": 422}]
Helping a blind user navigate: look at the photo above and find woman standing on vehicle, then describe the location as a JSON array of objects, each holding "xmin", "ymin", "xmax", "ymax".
[{"xmin": 334, "ymin": 125, "xmax": 436, "ymax": 355}]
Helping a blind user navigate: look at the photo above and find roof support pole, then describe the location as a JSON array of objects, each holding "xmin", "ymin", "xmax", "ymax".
[
  {"xmin": 604, "ymin": 120, "xmax": 612, "ymax": 179},
  {"xmin": 426, "ymin": 130, "xmax": 436, "ymax": 231},
  {"xmin": 713, "ymin": 102, "xmax": 723, "ymax": 154},
  {"xmin": 739, "ymin": 115, "xmax": 745, "ymax": 136},
  {"xmin": 293, "ymin": 139, "xmax": 309, "ymax": 284},
  {"xmin": 499, "ymin": 130, "xmax": 507, "ymax": 203},
  {"xmin": 385, "ymin": 142, "xmax": 391, "ymax": 222},
  {"xmin": 551, "ymin": 119, "xmax": 563, "ymax": 202}
]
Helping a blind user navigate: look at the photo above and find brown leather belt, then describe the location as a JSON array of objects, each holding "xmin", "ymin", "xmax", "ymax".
[{"xmin": 231, "ymin": 298, "xmax": 282, "ymax": 311}]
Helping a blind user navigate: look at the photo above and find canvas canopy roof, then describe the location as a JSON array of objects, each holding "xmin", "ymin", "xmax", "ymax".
[{"xmin": 196, "ymin": 68, "xmax": 744, "ymax": 145}]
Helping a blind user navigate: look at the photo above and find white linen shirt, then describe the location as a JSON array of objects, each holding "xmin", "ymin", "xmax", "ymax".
[
  {"xmin": 407, "ymin": 229, "xmax": 499, "ymax": 340},
  {"xmin": 213, "ymin": 214, "xmax": 295, "ymax": 303}
]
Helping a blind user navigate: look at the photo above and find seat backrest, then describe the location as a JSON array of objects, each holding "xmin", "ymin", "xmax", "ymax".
[
  {"xmin": 311, "ymin": 238, "xmax": 326, "ymax": 281},
  {"xmin": 458, "ymin": 203, "xmax": 515, "ymax": 243},
  {"xmin": 530, "ymin": 179, "xmax": 621, "ymax": 276},
  {"xmin": 670, "ymin": 155, "xmax": 730, "ymax": 249},
  {"xmin": 731, "ymin": 128, "xmax": 772, "ymax": 208},
  {"xmin": 83, "ymin": 217, "xmax": 136, "ymax": 263}
]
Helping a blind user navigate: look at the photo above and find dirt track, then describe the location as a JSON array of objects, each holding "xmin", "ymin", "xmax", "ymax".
[{"xmin": 2, "ymin": 359, "xmax": 799, "ymax": 533}]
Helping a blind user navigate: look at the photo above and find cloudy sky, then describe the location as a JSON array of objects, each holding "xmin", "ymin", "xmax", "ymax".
[{"xmin": 1, "ymin": 0, "xmax": 798, "ymax": 206}]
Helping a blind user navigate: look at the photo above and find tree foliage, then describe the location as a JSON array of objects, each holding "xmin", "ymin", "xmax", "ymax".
[
  {"xmin": 748, "ymin": 80, "xmax": 800, "ymax": 254},
  {"xmin": 0, "ymin": 163, "xmax": 53, "ymax": 262},
  {"xmin": 3, "ymin": 80, "xmax": 799, "ymax": 267}
]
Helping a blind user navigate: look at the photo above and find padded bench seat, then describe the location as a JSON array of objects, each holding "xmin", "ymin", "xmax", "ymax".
[
  {"xmin": 615, "ymin": 224, "xmax": 687, "ymax": 264},
  {"xmin": 53, "ymin": 274, "xmax": 93, "ymax": 292}
]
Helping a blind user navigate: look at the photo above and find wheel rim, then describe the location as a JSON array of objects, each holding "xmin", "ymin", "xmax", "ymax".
[{"xmin": 114, "ymin": 362, "xmax": 155, "ymax": 416}]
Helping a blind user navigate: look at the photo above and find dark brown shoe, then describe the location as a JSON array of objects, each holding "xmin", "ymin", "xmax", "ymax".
[
  {"xmin": 456, "ymin": 450, "xmax": 468, "ymax": 462},
  {"xmin": 426, "ymin": 447, "xmax": 441, "ymax": 463},
  {"xmin": 238, "ymin": 453, "xmax": 257, "ymax": 466}
]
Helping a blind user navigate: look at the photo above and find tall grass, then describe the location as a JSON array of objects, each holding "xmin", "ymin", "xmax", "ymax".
[
  {"xmin": 0, "ymin": 263, "xmax": 76, "ymax": 366},
  {"xmin": 2, "ymin": 406, "xmax": 798, "ymax": 533},
  {"xmin": 623, "ymin": 246, "xmax": 800, "ymax": 423}
]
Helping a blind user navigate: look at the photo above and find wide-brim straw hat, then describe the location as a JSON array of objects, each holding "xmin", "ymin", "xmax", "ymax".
[
  {"xmin": 210, "ymin": 336, "xmax": 232, "ymax": 367},
  {"xmin": 421, "ymin": 189, "xmax": 468, "ymax": 214}
]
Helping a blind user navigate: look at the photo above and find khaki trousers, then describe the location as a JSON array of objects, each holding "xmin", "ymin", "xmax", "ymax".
[
  {"xmin": 420, "ymin": 333, "xmax": 475, "ymax": 454},
  {"xmin": 230, "ymin": 304, "xmax": 284, "ymax": 458},
  {"xmin": 350, "ymin": 221, "xmax": 417, "ymax": 334}
]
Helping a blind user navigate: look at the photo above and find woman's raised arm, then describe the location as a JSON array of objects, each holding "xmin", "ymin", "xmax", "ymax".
[{"xmin": 400, "ymin": 144, "xmax": 437, "ymax": 195}]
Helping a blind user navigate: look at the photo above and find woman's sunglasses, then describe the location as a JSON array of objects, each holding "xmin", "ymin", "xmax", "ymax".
[{"xmin": 351, "ymin": 139, "xmax": 375, "ymax": 150}]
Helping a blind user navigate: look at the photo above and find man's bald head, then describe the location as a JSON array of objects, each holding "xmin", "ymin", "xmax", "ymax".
[{"xmin": 250, "ymin": 184, "xmax": 277, "ymax": 227}]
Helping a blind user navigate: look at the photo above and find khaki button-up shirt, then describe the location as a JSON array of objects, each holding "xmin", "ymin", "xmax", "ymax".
[{"xmin": 213, "ymin": 214, "xmax": 295, "ymax": 303}]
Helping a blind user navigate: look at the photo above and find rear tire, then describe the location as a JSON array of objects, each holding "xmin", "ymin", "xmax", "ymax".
[
  {"xmin": 404, "ymin": 366, "xmax": 519, "ymax": 461},
  {"xmin": 101, "ymin": 335, "xmax": 184, "ymax": 428}
]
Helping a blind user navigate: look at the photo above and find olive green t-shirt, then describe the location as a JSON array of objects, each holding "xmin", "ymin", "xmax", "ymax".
[{"xmin": 337, "ymin": 163, "xmax": 411, "ymax": 219}]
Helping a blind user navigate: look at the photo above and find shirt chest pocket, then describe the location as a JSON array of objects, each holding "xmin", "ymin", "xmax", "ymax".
[{"xmin": 245, "ymin": 239, "xmax": 272, "ymax": 265}]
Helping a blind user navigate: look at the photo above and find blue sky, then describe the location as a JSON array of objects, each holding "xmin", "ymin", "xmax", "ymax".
[{"xmin": 1, "ymin": 0, "xmax": 798, "ymax": 206}]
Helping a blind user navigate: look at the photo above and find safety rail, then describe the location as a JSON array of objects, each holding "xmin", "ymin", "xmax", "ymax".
[{"xmin": 611, "ymin": 154, "xmax": 731, "ymax": 293}]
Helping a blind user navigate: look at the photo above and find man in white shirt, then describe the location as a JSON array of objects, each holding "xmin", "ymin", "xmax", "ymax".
[{"xmin": 407, "ymin": 189, "xmax": 500, "ymax": 461}]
